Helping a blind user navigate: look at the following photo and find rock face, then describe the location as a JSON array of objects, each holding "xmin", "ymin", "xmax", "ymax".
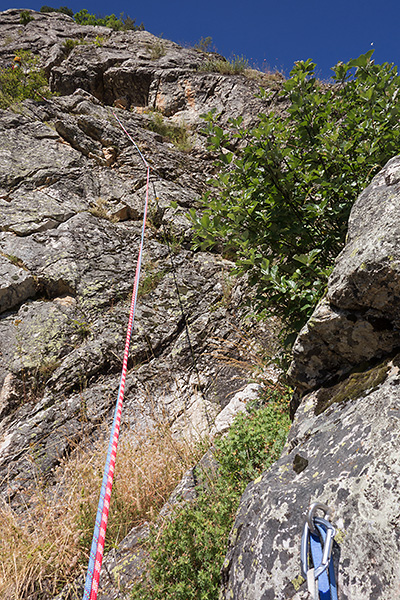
[
  {"xmin": 0, "ymin": 11, "xmax": 282, "ymax": 512},
  {"xmin": 221, "ymin": 158, "xmax": 400, "ymax": 599},
  {"xmin": 0, "ymin": 9, "xmax": 280, "ymax": 130}
]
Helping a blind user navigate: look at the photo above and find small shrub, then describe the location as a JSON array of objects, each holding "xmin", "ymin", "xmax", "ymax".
[
  {"xmin": 150, "ymin": 39, "xmax": 166, "ymax": 60},
  {"xmin": 146, "ymin": 112, "xmax": 192, "ymax": 151},
  {"xmin": 198, "ymin": 54, "xmax": 249, "ymax": 75},
  {"xmin": 0, "ymin": 50, "xmax": 52, "ymax": 109},
  {"xmin": 194, "ymin": 36, "xmax": 214, "ymax": 53},
  {"xmin": 63, "ymin": 38, "xmax": 86, "ymax": 54},
  {"xmin": 131, "ymin": 389, "xmax": 291, "ymax": 600},
  {"xmin": 20, "ymin": 10, "xmax": 33, "ymax": 25},
  {"xmin": 94, "ymin": 35, "xmax": 105, "ymax": 47}
]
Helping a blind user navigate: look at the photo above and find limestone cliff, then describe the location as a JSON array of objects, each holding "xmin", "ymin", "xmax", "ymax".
[
  {"xmin": 0, "ymin": 9, "xmax": 282, "ymax": 599},
  {"xmin": 0, "ymin": 8, "xmax": 282, "ymax": 503}
]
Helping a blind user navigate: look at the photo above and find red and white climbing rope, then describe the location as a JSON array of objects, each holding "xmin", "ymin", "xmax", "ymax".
[{"xmin": 82, "ymin": 117, "xmax": 150, "ymax": 600}]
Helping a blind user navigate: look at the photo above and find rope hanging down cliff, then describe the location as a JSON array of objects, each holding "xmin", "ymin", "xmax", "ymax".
[
  {"xmin": 83, "ymin": 110, "xmax": 209, "ymax": 600},
  {"xmin": 82, "ymin": 158, "xmax": 150, "ymax": 600}
]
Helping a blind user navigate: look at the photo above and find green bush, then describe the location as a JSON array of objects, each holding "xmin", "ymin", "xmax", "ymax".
[
  {"xmin": 40, "ymin": 5, "xmax": 74, "ymax": 16},
  {"xmin": 0, "ymin": 51, "xmax": 52, "ymax": 109},
  {"xmin": 190, "ymin": 51, "xmax": 400, "ymax": 346},
  {"xmin": 73, "ymin": 9, "xmax": 144, "ymax": 31},
  {"xmin": 62, "ymin": 38, "xmax": 88, "ymax": 55},
  {"xmin": 131, "ymin": 389, "xmax": 291, "ymax": 600},
  {"xmin": 20, "ymin": 10, "xmax": 33, "ymax": 25}
]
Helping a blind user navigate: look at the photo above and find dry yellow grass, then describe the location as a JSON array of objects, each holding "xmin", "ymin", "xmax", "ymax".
[{"xmin": 0, "ymin": 421, "xmax": 207, "ymax": 600}]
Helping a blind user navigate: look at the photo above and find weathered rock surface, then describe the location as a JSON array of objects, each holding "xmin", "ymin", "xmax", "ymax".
[
  {"xmin": 221, "ymin": 159, "xmax": 400, "ymax": 599},
  {"xmin": 0, "ymin": 9, "xmax": 283, "ymax": 131},
  {"xmin": 0, "ymin": 11, "xmax": 281, "ymax": 589}
]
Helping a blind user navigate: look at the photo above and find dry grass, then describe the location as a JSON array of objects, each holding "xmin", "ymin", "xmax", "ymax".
[
  {"xmin": 0, "ymin": 422, "xmax": 207, "ymax": 600},
  {"xmin": 88, "ymin": 198, "xmax": 119, "ymax": 223}
]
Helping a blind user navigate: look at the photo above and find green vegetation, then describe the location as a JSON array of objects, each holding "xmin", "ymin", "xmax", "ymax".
[
  {"xmin": 131, "ymin": 388, "xmax": 291, "ymax": 600},
  {"xmin": 40, "ymin": 5, "xmax": 74, "ymax": 16},
  {"xmin": 191, "ymin": 51, "xmax": 400, "ymax": 345},
  {"xmin": 146, "ymin": 112, "xmax": 192, "ymax": 152},
  {"xmin": 150, "ymin": 39, "xmax": 166, "ymax": 60},
  {"xmin": 198, "ymin": 54, "xmax": 249, "ymax": 75},
  {"xmin": 62, "ymin": 38, "xmax": 87, "ymax": 54},
  {"xmin": 40, "ymin": 6, "xmax": 144, "ymax": 29},
  {"xmin": 74, "ymin": 9, "xmax": 144, "ymax": 31},
  {"xmin": 20, "ymin": 10, "xmax": 33, "ymax": 25},
  {"xmin": 194, "ymin": 36, "xmax": 214, "ymax": 53},
  {"xmin": 0, "ymin": 50, "xmax": 52, "ymax": 109},
  {"xmin": 138, "ymin": 265, "xmax": 168, "ymax": 297}
]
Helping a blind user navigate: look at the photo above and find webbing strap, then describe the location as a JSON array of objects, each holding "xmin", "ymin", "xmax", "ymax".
[
  {"xmin": 82, "ymin": 165, "xmax": 151, "ymax": 600},
  {"xmin": 309, "ymin": 522, "xmax": 338, "ymax": 600}
]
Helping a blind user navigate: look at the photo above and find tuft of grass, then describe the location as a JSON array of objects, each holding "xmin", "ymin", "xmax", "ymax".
[
  {"xmin": 194, "ymin": 36, "xmax": 214, "ymax": 53},
  {"xmin": 1, "ymin": 252, "xmax": 27, "ymax": 270},
  {"xmin": 150, "ymin": 39, "xmax": 166, "ymax": 60},
  {"xmin": 0, "ymin": 422, "xmax": 206, "ymax": 599},
  {"xmin": 146, "ymin": 112, "xmax": 192, "ymax": 152},
  {"xmin": 198, "ymin": 54, "xmax": 249, "ymax": 75},
  {"xmin": 244, "ymin": 67, "xmax": 285, "ymax": 86},
  {"xmin": 138, "ymin": 265, "xmax": 167, "ymax": 297}
]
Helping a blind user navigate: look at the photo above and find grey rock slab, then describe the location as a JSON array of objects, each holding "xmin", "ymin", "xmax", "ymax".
[
  {"xmin": 0, "ymin": 189, "xmax": 76, "ymax": 235},
  {"xmin": 288, "ymin": 298, "xmax": 400, "ymax": 393},
  {"xmin": 221, "ymin": 358, "xmax": 400, "ymax": 600},
  {"xmin": 0, "ymin": 120, "xmax": 81, "ymax": 194},
  {"xmin": 328, "ymin": 155, "xmax": 400, "ymax": 318},
  {"xmin": 0, "ymin": 254, "xmax": 36, "ymax": 313}
]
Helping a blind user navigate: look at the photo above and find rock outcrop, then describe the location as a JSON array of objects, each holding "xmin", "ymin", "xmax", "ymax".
[
  {"xmin": 0, "ymin": 10, "xmax": 282, "ymax": 513},
  {"xmin": 221, "ymin": 158, "xmax": 400, "ymax": 599}
]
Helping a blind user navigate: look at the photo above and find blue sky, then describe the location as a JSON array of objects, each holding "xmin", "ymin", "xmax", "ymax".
[{"xmin": 2, "ymin": 0, "xmax": 400, "ymax": 79}]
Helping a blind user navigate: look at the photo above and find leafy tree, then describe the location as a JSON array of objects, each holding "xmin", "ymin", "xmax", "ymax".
[{"xmin": 191, "ymin": 51, "xmax": 400, "ymax": 345}]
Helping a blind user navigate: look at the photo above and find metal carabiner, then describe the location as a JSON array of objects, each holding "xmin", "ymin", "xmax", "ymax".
[
  {"xmin": 306, "ymin": 502, "xmax": 332, "ymax": 533},
  {"xmin": 301, "ymin": 503, "xmax": 336, "ymax": 579}
]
